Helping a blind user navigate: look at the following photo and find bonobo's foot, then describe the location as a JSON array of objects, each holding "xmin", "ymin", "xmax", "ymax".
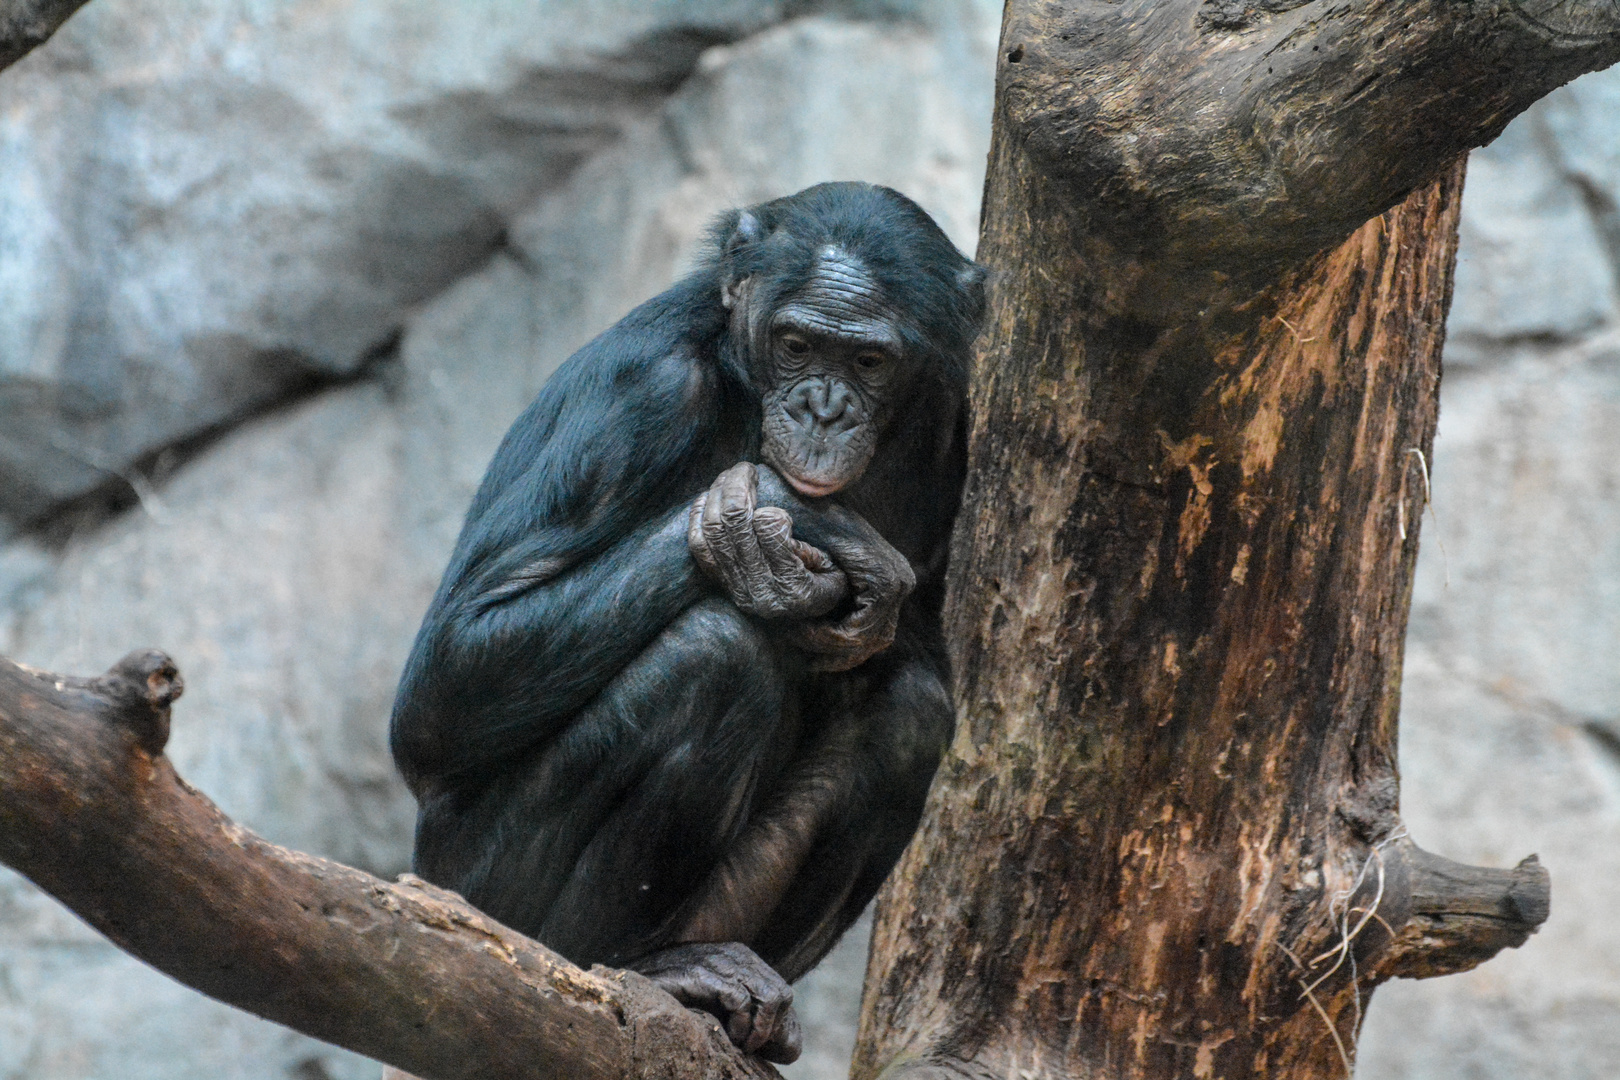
[{"xmin": 628, "ymin": 941, "xmax": 802, "ymax": 1063}]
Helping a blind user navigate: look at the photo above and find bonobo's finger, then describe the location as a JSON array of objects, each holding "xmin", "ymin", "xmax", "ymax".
[
  {"xmin": 750, "ymin": 507, "xmax": 799, "ymax": 574},
  {"xmin": 789, "ymin": 538, "xmax": 837, "ymax": 574},
  {"xmin": 759, "ymin": 1003, "xmax": 803, "ymax": 1064},
  {"xmin": 694, "ymin": 478, "xmax": 736, "ymax": 576},
  {"xmin": 796, "ymin": 629, "xmax": 879, "ymax": 672},
  {"xmin": 744, "ymin": 983, "xmax": 790, "ymax": 1056},
  {"xmin": 753, "ymin": 511, "xmax": 838, "ymax": 578},
  {"xmin": 837, "ymin": 541, "xmax": 917, "ymax": 606},
  {"xmin": 708, "ymin": 943, "xmax": 793, "ymax": 1057},
  {"xmin": 794, "ymin": 535, "xmax": 914, "ymax": 668},
  {"xmin": 702, "ymin": 466, "xmax": 776, "ymax": 604},
  {"xmin": 699, "ymin": 470, "xmax": 743, "ymax": 550},
  {"xmin": 754, "ymin": 508, "xmax": 846, "ymax": 616},
  {"xmin": 633, "ymin": 941, "xmax": 796, "ymax": 1058},
  {"xmin": 750, "ymin": 509, "xmax": 811, "ymax": 600},
  {"xmin": 699, "ymin": 506, "xmax": 753, "ymax": 602},
  {"xmin": 712, "ymin": 463, "xmax": 758, "ymax": 527},
  {"xmin": 688, "ymin": 495, "xmax": 719, "ymax": 575},
  {"xmin": 791, "ymin": 596, "xmax": 902, "ymax": 671}
]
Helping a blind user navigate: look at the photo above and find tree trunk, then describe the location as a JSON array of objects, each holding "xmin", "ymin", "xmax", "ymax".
[{"xmin": 854, "ymin": 4, "xmax": 1618, "ymax": 1079}]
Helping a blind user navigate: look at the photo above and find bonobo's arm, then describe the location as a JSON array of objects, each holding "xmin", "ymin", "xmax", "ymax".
[
  {"xmin": 394, "ymin": 462, "xmax": 904, "ymax": 790},
  {"xmin": 690, "ymin": 463, "xmax": 917, "ymax": 672},
  {"xmin": 393, "ymin": 504, "xmax": 712, "ymax": 789}
]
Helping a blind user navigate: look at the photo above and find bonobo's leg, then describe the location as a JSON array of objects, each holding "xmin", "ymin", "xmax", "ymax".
[
  {"xmin": 749, "ymin": 653, "xmax": 956, "ymax": 982},
  {"xmin": 413, "ymin": 598, "xmax": 803, "ymax": 1059}
]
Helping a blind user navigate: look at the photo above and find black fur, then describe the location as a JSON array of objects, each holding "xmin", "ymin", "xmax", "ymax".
[{"xmin": 391, "ymin": 182, "xmax": 985, "ymax": 983}]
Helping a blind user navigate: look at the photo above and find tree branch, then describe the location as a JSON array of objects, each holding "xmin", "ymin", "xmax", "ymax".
[
  {"xmin": 0, "ymin": 0, "xmax": 93, "ymax": 72},
  {"xmin": 0, "ymin": 651, "xmax": 777, "ymax": 1080},
  {"xmin": 1374, "ymin": 841, "xmax": 1552, "ymax": 980},
  {"xmin": 998, "ymin": 0, "xmax": 1620, "ymax": 312}
]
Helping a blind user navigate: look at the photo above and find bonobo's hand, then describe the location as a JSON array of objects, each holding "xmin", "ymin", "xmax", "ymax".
[
  {"xmin": 751, "ymin": 464, "xmax": 917, "ymax": 673},
  {"xmin": 688, "ymin": 463, "xmax": 848, "ymax": 620},
  {"xmin": 627, "ymin": 941, "xmax": 803, "ymax": 1064}
]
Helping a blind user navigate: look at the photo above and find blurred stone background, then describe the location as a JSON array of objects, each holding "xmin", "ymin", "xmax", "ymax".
[{"xmin": 0, "ymin": 2, "xmax": 1613, "ymax": 1078}]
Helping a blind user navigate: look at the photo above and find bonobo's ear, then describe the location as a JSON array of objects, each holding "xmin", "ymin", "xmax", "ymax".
[
  {"xmin": 957, "ymin": 263, "xmax": 990, "ymax": 325},
  {"xmin": 721, "ymin": 211, "xmax": 764, "ymax": 310},
  {"xmin": 725, "ymin": 210, "xmax": 764, "ymax": 254}
]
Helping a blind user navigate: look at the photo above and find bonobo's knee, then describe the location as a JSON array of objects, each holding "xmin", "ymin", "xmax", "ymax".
[{"xmin": 654, "ymin": 598, "xmax": 777, "ymax": 682}]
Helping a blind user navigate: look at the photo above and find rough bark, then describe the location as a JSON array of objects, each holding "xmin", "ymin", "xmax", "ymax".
[
  {"xmin": 0, "ymin": 651, "xmax": 776, "ymax": 1080},
  {"xmin": 0, "ymin": 0, "xmax": 93, "ymax": 70},
  {"xmin": 853, "ymin": 3, "xmax": 1617, "ymax": 1079}
]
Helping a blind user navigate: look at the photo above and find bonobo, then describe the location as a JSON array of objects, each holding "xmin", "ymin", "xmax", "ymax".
[{"xmin": 390, "ymin": 182, "xmax": 985, "ymax": 1061}]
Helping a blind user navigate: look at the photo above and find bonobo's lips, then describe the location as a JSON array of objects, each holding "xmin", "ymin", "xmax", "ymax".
[{"xmin": 783, "ymin": 472, "xmax": 846, "ymax": 498}]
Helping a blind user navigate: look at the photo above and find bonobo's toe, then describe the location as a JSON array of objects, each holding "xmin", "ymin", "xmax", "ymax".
[{"xmin": 628, "ymin": 941, "xmax": 803, "ymax": 1063}]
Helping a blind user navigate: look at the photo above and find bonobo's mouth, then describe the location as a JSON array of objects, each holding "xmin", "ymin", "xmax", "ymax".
[
  {"xmin": 782, "ymin": 473, "xmax": 847, "ymax": 498},
  {"xmin": 761, "ymin": 421, "xmax": 876, "ymax": 500}
]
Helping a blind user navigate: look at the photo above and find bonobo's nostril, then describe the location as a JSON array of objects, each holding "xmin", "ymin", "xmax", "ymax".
[
  {"xmin": 787, "ymin": 378, "xmax": 852, "ymax": 427},
  {"xmin": 810, "ymin": 381, "xmax": 850, "ymax": 423}
]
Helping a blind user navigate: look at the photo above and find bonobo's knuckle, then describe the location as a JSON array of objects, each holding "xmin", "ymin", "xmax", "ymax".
[
  {"xmin": 879, "ymin": 562, "xmax": 917, "ymax": 600},
  {"xmin": 896, "ymin": 557, "xmax": 918, "ymax": 592},
  {"xmin": 753, "ymin": 506, "xmax": 792, "ymax": 530}
]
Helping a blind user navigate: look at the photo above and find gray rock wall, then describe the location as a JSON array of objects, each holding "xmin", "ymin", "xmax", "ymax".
[
  {"xmin": 1356, "ymin": 70, "xmax": 1620, "ymax": 1080},
  {"xmin": 0, "ymin": 0, "xmax": 980, "ymax": 528},
  {"xmin": 1, "ymin": 3, "xmax": 1617, "ymax": 1078},
  {"xmin": 0, "ymin": 2, "xmax": 998, "ymax": 1077}
]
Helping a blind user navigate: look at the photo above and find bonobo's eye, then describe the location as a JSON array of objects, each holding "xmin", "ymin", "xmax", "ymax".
[
  {"xmin": 856, "ymin": 352, "xmax": 887, "ymax": 371},
  {"xmin": 781, "ymin": 334, "xmax": 811, "ymax": 357}
]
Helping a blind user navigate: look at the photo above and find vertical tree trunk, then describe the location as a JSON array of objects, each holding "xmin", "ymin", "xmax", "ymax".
[{"xmin": 854, "ymin": 4, "xmax": 1619, "ymax": 1078}]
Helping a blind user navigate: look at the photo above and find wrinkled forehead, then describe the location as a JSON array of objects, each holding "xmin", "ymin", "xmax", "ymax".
[{"xmin": 767, "ymin": 245, "xmax": 903, "ymax": 350}]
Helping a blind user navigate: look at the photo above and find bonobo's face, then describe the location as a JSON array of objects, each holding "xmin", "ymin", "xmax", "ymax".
[{"xmin": 749, "ymin": 246, "xmax": 906, "ymax": 498}]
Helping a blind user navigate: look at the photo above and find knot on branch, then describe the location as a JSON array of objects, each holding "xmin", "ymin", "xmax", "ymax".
[
  {"xmin": 92, "ymin": 650, "xmax": 183, "ymax": 756},
  {"xmin": 1512, "ymin": 0, "xmax": 1620, "ymax": 42}
]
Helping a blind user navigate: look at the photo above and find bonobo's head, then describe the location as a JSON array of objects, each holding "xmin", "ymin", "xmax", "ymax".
[{"xmin": 710, "ymin": 182, "xmax": 987, "ymax": 498}]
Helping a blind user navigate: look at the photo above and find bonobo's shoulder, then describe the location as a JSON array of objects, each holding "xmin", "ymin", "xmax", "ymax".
[
  {"xmin": 543, "ymin": 272, "xmax": 730, "ymax": 399},
  {"xmin": 467, "ymin": 272, "xmax": 734, "ymax": 517},
  {"xmin": 590, "ymin": 272, "xmax": 727, "ymax": 362}
]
